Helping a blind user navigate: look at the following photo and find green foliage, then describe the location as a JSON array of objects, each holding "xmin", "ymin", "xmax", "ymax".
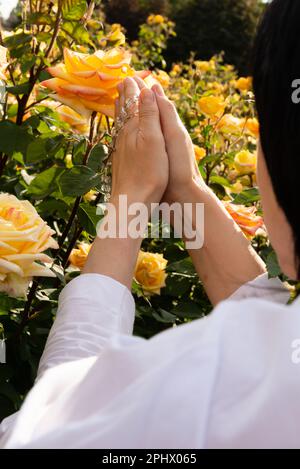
[{"xmin": 167, "ymin": 0, "xmax": 264, "ymax": 74}]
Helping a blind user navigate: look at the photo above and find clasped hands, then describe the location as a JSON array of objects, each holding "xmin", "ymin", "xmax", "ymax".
[{"xmin": 111, "ymin": 76, "xmax": 206, "ymax": 210}]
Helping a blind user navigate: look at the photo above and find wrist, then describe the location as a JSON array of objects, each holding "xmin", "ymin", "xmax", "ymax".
[{"xmin": 165, "ymin": 179, "xmax": 212, "ymax": 205}]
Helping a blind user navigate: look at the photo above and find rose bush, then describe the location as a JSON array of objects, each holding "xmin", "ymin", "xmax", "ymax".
[{"xmin": 0, "ymin": 0, "xmax": 294, "ymax": 420}]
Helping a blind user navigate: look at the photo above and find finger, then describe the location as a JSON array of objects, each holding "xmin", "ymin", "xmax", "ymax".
[
  {"xmin": 114, "ymin": 98, "xmax": 120, "ymax": 119},
  {"xmin": 138, "ymin": 88, "xmax": 162, "ymax": 135},
  {"xmin": 117, "ymin": 81, "xmax": 125, "ymax": 112},
  {"xmin": 124, "ymin": 76, "xmax": 140, "ymax": 113},
  {"xmin": 152, "ymin": 85, "xmax": 184, "ymax": 138},
  {"xmin": 133, "ymin": 75, "xmax": 147, "ymax": 92}
]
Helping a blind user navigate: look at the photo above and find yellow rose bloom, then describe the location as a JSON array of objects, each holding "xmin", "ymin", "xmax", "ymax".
[
  {"xmin": 69, "ymin": 242, "xmax": 91, "ymax": 270},
  {"xmin": 194, "ymin": 145, "xmax": 206, "ymax": 162},
  {"xmin": 154, "ymin": 69, "xmax": 170, "ymax": 88},
  {"xmin": 198, "ymin": 95, "xmax": 226, "ymax": 119},
  {"xmin": 83, "ymin": 190, "xmax": 97, "ymax": 203},
  {"xmin": 242, "ymin": 117, "xmax": 260, "ymax": 138},
  {"xmin": 0, "ymin": 193, "xmax": 58, "ymax": 298},
  {"xmin": 234, "ymin": 150, "xmax": 257, "ymax": 175},
  {"xmin": 105, "ymin": 24, "xmax": 125, "ymax": 46},
  {"xmin": 0, "ymin": 45, "xmax": 8, "ymax": 81},
  {"xmin": 41, "ymin": 48, "xmax": 152, "ymax": 118},
  {"xmin": 216, "ymin": 114, "xmax": 243, "ymax": 135},
  {"xmin": 236, "ymin": 76, "xmax": 252, "ymax": 92},
  {"xmin": 171, "ymin": 64, "xmax": 181, "ymax": 75},
  {"xmin": 195, "ymin": 60, "xmax": 215, "ymax": 72},
  {"xmin": 153, "ymin": 15, "xmax": 165, "ymax": 24},
  {"xmin": 135, "ymin": 251, "xmax": 168, "ymax": 296},
  {"xmin": 57, "ymin": 105, "xmax": 89, "ymax": 134}
]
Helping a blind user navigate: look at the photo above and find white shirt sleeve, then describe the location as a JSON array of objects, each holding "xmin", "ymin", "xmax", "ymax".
[
  {"xmin": 1, "ymin": 272, "xmax": 296, "ymax": 449},
  {"xmin": 228, "ymin": 272, "xmax": 290, "ymax": 304},
  {"xmin": 37, "ymin": 273, "xmax": 135, "ymax": 377}
]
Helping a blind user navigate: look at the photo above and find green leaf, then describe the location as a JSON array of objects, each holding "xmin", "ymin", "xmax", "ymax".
[
  {"xmin": 231, "ymin": 188, "xmax": 260, "ymax": 205},
  {"xmin": 266, "ymin": 250, "xmax": 281, "ymax": 278},
  {"xmin": 152, "ymin": 308, "xmax": 177, "ymax": 324},
  {"xmin": 78, "ymin": 203, "xmax": 103, "ymax": 236},
  {"xmin": 62, "ymin": 21, "xmax": 90, "ymax": 44},
  {"xmin": 88, "ymin": 144, "xmax": 107, "ymax": 172},
  {"xmin": 62, "ymin": 0, "xmax": 87, "ymax": 20},
  {"xmin": 210, "ymin": 175, "xmax": 231, "ymax": 188},
  {"xmin": 172, "ymin": 302, "xmax": 204, "ymax": 320},
  {"xmin": 28, "ymin": 166, "xmax": 63, "ymax": 198},
  {"xmin": 6, "ymin": 83, "xmax": 31, "ymax": 96},
  {"xmin": 26, "ymin": 138, "xmax": 47, "ymax": 163},
  {"xmin": 58, "ymin": 166, "xmax": 99, "ymax": 197},
  {"xmin": 72, "ymin": 139, "xmax": 87, "ymax": 165},
  {"xmin": 165, "ymin": 274, "xmax": 191, "ymax": 297},
  {"xmin": 167, "ymin": 257, "xmax": 196, "ymax": 276},
  {"xmin": 0, "ymin": 121, "xmax": 33, "ymax": 156}
]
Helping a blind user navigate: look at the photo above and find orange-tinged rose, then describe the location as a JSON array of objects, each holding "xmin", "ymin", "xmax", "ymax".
[
  {"xmin": 234, "ymin": 150, "xmax": 257, "ymax": 175},
  {"xmin": 0, "ymin": 45, "xmax": 8, "ymax": 81},
  {"xmin": 223, "ymin": 201, "xmax": 263, "ymax": 238},
  {"xmin": 194, "ymin": 145, "xmax": 206, "ymax": 162},
  {"xmin": 0, "ymin": 193, "xmax": 58, "ymax": 298},
  {"xmin": 41, "ymin": 47, "xmax": 152, "ymax": 118},
  {"xmin": 69, "ymin": 242, "xmax": 91, "ymax": 269},
  {"xmin": 236, "ymin": 77, "xmax": 252, "ymax": 92},
  {"xmin": 198, "ymin": 95, "xmax": 226, "ymax": 119},
  {"xmin": 57, "ymin": 105, "xmax": 89, "ymax": 134},
  {"xmin": 216, "ymin": 114, "xmax": 242, "ymax": 135},
  {"xmin": 135, "ymin": 251, "xmax": 168, "ymax": 296}
]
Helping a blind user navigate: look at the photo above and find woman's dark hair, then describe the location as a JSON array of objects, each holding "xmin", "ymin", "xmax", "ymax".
[{"xmin": 253, "ymin": 0, "xmax": 300, "ymax": 276}]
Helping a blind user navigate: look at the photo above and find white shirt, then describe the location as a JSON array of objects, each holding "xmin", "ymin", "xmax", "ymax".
[{"xmin": 0, "ymin": 272, "xmax": 299, "ymax": 449}]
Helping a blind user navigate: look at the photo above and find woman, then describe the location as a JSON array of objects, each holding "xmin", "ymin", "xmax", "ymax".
[{"xmin": 1, "ymin": 0, "xmax": 299, "ymax": 449}]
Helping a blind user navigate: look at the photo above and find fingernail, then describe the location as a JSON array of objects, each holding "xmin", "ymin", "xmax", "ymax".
[
  {"xmin": 141, "ymin": 88, "xmax": 154, "ymax": 103},
  {"xmin": 124, "ymin": 77, "xmax": 132, "ymax": 86},
  {"xmin": 153, "ymin": 84, "xmax": 164, "ymax": 97}
]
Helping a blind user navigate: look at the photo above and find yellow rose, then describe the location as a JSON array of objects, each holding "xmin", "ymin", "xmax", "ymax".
[
  {"xmin": 153, "ymin": 15, "xmax": 165, "ymax": 24},
  {"xmin": 41, "ymin": 47, "xmax": 152, "ymax": 118},
  {"xmin": 171, "ymin": 64, "xmax": 181, "ymax": 76},
  {"xmin": 69, "ymin": 242, "xmax": 91, "ymax": 270},
  {"xmin": 236, "ymin": 77, "xmax": 252, "ymax": 92},
  {"xmin": 65, "ymin": 154, "xmax": 73, "ymax": 168},
  {"xmin": 134, "ymin": 251, "xmax": 167, "ymax": 296},
  {"xmin": 198, "ymin": 95, "xmax": 226, "ymax": 119},
  {"xmin": 57, "ymin": 105, "xmax": 89, "ymax": 134},
  {"xmin": 195, "ymin": 60, "xmax": 215, "ymax": 72},
  {"xmin": 216, "ymin": 114, "xmax": 242, "ymax": 135},
  {"xmin": 83, "ymin": 190, "xmax": 97, "ymax": 202},
  {"xmin": 0, "ymin": 193, "xmax": 58, "ymax": 298},
  {"xmin": 207, "ymin": 81, "xmax": 224, "ymax": 94},
  {"xmin": 228, "ymin": 181, "xmax": 244, "ymax": 194},
  {"xmin": 234, "ymin": 150, "xmax": 257, "ymax": 175},
  {"xmin": 194, "ymin": 145, "xmax": 206, "ymax": 162},
  {"xmin": 242, "ymin": 117, "xmax": 260, "ymax": 138},
  {"xmin": 0, "ymin": 45, "xmax": 8, "ymax": 81},
  {"xmin": 105, "ymin": 24, "xmax": 125, "ymax": 46},
  {"xmin": 154, "ymin": 69, "xmax": 170, "ymax": 88}
]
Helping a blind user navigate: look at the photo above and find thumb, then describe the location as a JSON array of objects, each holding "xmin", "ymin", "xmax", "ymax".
[
  {"xmin": 152, "ymin": 84, "xmax": 185, "ymax": 138},
  {"xmin": 138, "ymin": 88, "xmax": 161, "ymax": 135}
]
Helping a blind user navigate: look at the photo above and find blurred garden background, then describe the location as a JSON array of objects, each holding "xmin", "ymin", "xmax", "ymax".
[{"xmin": 0, "ymin": 0, "xmax": 289, "ymax": 422}]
